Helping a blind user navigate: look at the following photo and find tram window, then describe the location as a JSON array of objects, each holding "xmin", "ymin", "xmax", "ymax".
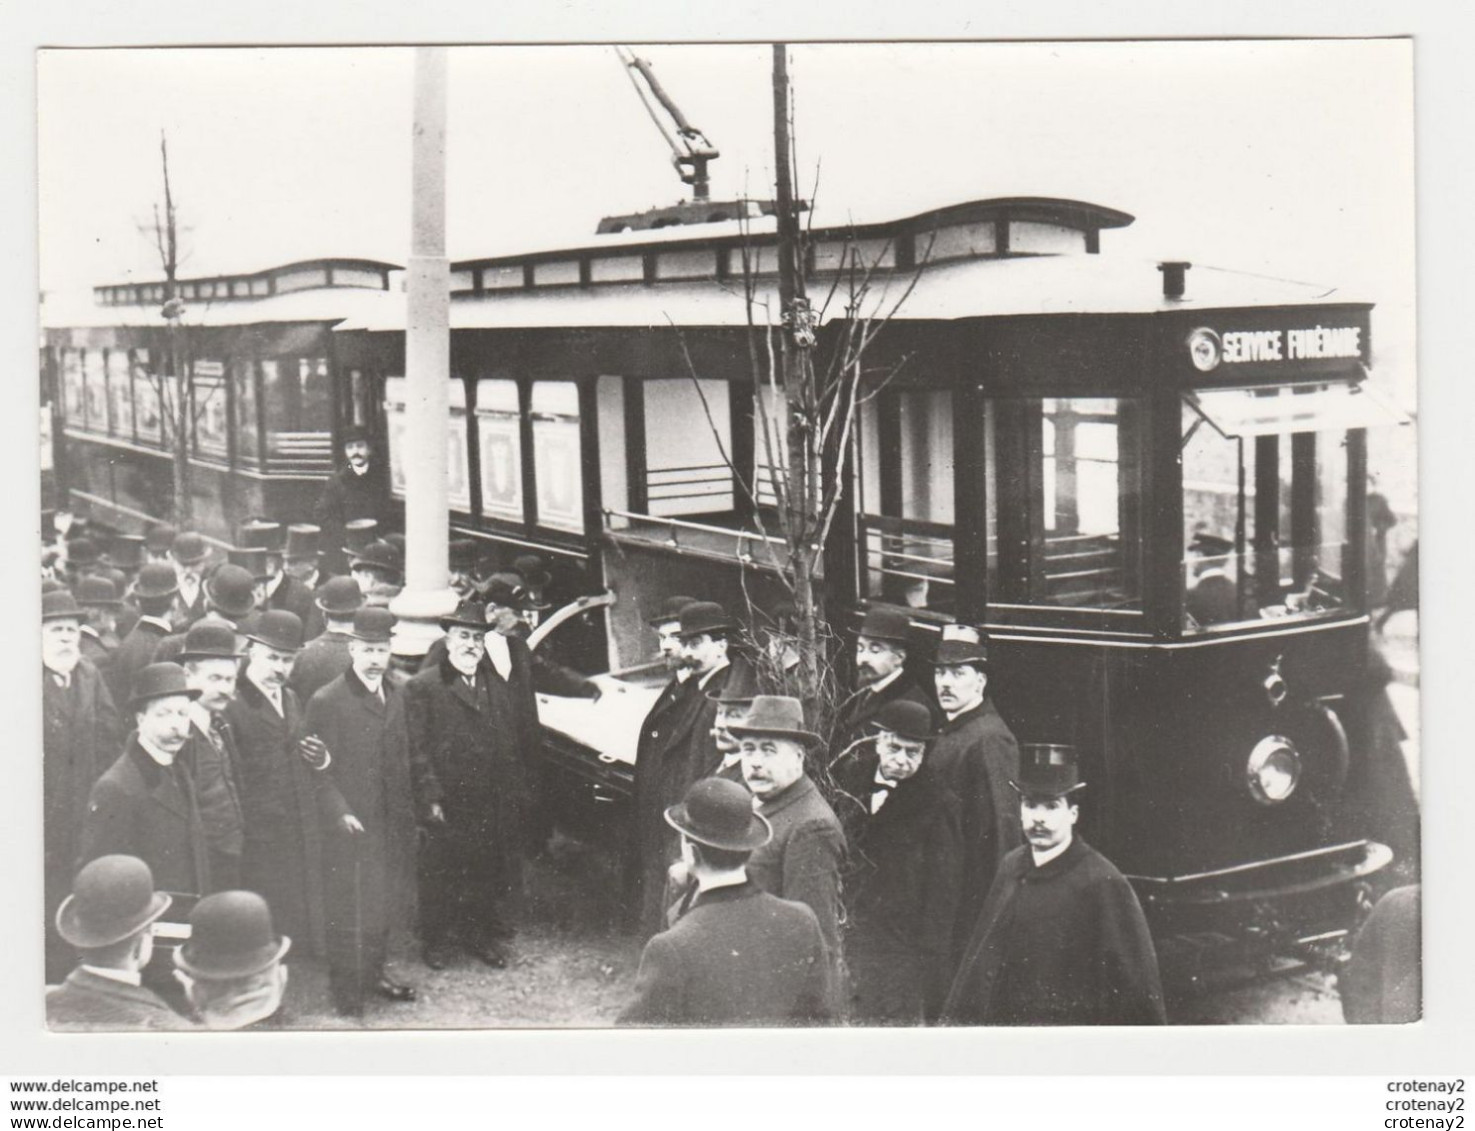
[
  {"xmin": 84, "ymin": 350, "xmax": 108, "ymax": 433},
  {"xmin": 191, "ymin": 361, "xmax": 228, "ymax": 461},
  {"xmin": 106, "ymin": 350, "xmax": 133, "ymax": 439},
  {"xmin": 532, "ymin": 382, "xmax": 583, "ymax": 533},
  {"xmin": 231, "ymin": 359, "xmax": 259, "ymax": 465},
  {"xmin": 61, "ymin": 350, "xmax": 85, "ymax": 428},
  {"xmin": 474, "ymin": 378, "xmax": 523, "ymax": 522},
  {"xmin": 643, "ymin": 377, "xmax": 735, "ymax": 517},
  {"xmin": 133, "ymin": 353, "xmax": 162, "ymax": 445},
  {"xmin": 383, "ymin": 375, "xmax": 471, "ymax": 510}
]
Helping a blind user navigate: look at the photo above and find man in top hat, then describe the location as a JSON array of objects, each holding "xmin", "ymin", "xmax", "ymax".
[
  {"xmin": 47, "ymin": 855, "xmax": 190, "ymax": 1030},
  {"xmin": 349, "ymin": 539, "xmax": 404, "ymax": 608},
  {"xmin": 927, "ymin": 622, "xmax": 1022, "ymax": 965},
  {"xmin": 618, "ymin": 777, "xmax": 835, "ymax": 1027},
  {"xmin": 42, "ymin": 589, "xmax": 122, "ymax": 982},
  {"xmin": 314, "ymin": 426, "xmax": 391, "ymax": 575},
  {"xmin": 154, "ymin": 562, "xmax": 259, "ymax": 664},
  {"xmin": 170, "ymin": 531, "xmax": 214, "ymax": 625},
  {"xmin": 173, "ymin": 890, "xmax": 291, "ymax": 1029},
  {"xmin": 177, "ymin": 619, "xmax": 248, "ymax": 891},
  {"xmin": 301, "ymin": 606, "xmax": 420, "ymax": 1014},
  {"xmin": 144, "ymin": 522, "xmax": 177, "ymax": 566},
  {"xmin": 733, "ymin": 695, "xmax": 848, "ymax": 974},
  {"xmin": 838, "ymin": 699, "xmax": 963, "ymax": 1025},
  {"xmin": 250, "ymin": 520, "xmax": 312, "ymax": 633},
  {"xmin": 62, "ymin": 535, "xmax": 105, "ymax": 588},
  {"xmin": 80, "ymin": 663, "xmax": 211, "ymax": 898},
  {"xmin": 279, "ymin": 523, "xmax": 329, "ymax": 638},
  {"xmin": 290, "ymin": 575, "xmax": 365, "ymax": 702},
  {"xmin": 224, "ymin": 609, "xmax": 329, "ymax": 957},
  {"xmin": 107, "ymin": 562, "xmax": 180, "ymax": 705},
  {"xmin": 831, "ymin": 607, "xmax": 931, "ymax": 766},
  {"xmin": 401, "ymin": 595, "xmax": 539, "ymax": 969},
  {"xmin": 942, "ymin": 745, "xmax": 1165, "ymax": 1026}
]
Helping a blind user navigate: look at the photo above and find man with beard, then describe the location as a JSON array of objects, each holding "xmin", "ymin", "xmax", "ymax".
[
  {"xmin": 42, "ymin": 590, "xmax": 121, "ymax": 982},
  {"xmin": 830, "ymin": 606, "xmax": 930, "ymax": 797},
  {"xmin": 314, "ymin": 427, "xmax": 391, "ymax": 575},
  {"xmin": 927, "ymin": 623, "xmax": 1022, "ymax": 964},
  {"xmin": 169, "ymin": 531, "xmax": 214, "ymax": 626},
  {"xmin": 300, "ymin": 606, "xmax": 419, "ymax": 1014},
  {"xmin": 942, "ymin": 745, "xmax": 1165, "ymax": 1026},
  {"xmin": 289, "ymin": 576, "xmax": 364, "ymax": 702},
  {"xmin": 404, "ymin": 597, "xmax": 538, "ymax": 970},
  {"xmin": 178, "ymin": 620, "xmax": 248, "ymax": 891}
]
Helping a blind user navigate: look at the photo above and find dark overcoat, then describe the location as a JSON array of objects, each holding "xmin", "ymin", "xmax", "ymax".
[
  {"xmin": 829, "ymin": 674, "xmax": 931, "ymax": 774},
  {"xmin": 942, "ymin": 837, "xmax": 1167, "ymax": 1026},
  {"xmin": 618, "ymin": 880, "xmax": 835, "ymax": 1026},
  {"xmin": 106, "ymin": 616, "xmax": 171, "ymax": 706},
  {"xmin": 267, "ymin": 574, "xmax": 320, "ymax": 638},
  {"xmin": 80, "ymin": 739, "xmax": 211, "ymax": 897},
  {"xmin": 313, "ymin": 463, "xmax": 391, "ymax": 573},
  {"xmin": 289, "ymin": 629, "xmax": 353, "ymax": 703},
  {"xmin": 46, "ymin": 968, "xmax": 193, "ymax": 1031},
  {"xmin": 78, "ymin": 627, "xmax": 117, "ymax": 677},
  {"xmin": 840, "ymin": 765, "xmax": 964, "ymax": 1023},
  {"xmin": 225, "ymin": 678, "xmax": 332, "ymax": 956},
  {"xmin": 748, "ymin": 774, "xmax": 847, "ymax": 964},
  {"xmin": 927, "ymin": 696, "xmax": 1022, "ymax": 958},
  {"xmin": 182, "ymin": 717, "xmax": 245, "ymax": 890},
  {"xmin": 43, "ymin": 660, "xmax": 120, "ymax": 981}
]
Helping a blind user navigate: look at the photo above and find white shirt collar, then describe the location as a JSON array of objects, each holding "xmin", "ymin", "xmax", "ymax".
[
  {"xmin": 1030, "ymin": 837, "xmax": 1072, "ymax": 869},
  {"xmin": 695, "ymin": 867, "xmax": 749, "ymax": 894},
  {"xmin": 81, "ymin": 965, "xmax": 142, "ymax": 987},
  {"xmin": 138, "ymin": 615, "xmax": 174, "ymax": 632},
  {"xmin": 484, "ymin": 632, "xmax": 512, "ymax": 680},
  {"xmin": 137, "ymin": 733, "xmax": 176, "ymax": 767}
]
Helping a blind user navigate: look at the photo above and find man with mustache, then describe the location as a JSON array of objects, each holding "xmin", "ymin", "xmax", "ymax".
[
  {"xmin": 42, "ymin": 590, "xmax": 121, "ymax": 982},
  {"xmin": 178, "ymin": 619, "xmax": 248, "ymax": 892},
  {"xmin": 314, "ymin": 426, "xmax": 391, "ymax": 578},
  {"xmin": 830, "ymin": 606, "xmax": 931, "ymax": 801}
]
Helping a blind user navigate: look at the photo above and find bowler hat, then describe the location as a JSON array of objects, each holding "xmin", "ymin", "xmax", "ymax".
[
  {"xmin": 284, "ymin": 523, "xmax": 322, "ymax": 560},
  {"xmin": 66, "ymin": 537, "xmax": 101, "ymax": 568},
  {"xmin": 348, "ymin": 606, "xmax": 396, "ymax": 643},
  {"xmin": 665, "ymin": 777, "xmax": 772, "ymax": 852},
  {"xmin": 133, "ymin": 562, "xmax": 180, "ymax": 601},
  {"xmin": 857, "ymin": 606, "xmax": 913, "ymax": 647},
  {"xmin": 144, "ymin": 523, "xmax": 178, "ymax": 555},
  {"xmin": 56, "ymin": 855, "xmax": 171, "ymax": 950},
  {"xmin": 315, "ymin": 575, "xmax": 365, "ymax": 616},
  {"xmin": 42, "ymin": 590, "xmax": 84, "ymax": 622},
  {"xmin": 130, "ymin": 662, "xmax": 202, "ymax": 708},
  {"xmin": 245, "ymin": 609, "xmax": 305, "ymax": 653},
  {"xmin": 349, "ymin": 540, "xmax": 403, "ymax": 580},
  {"xmin": 171, "ymin": 531, "xmax": 211, "ymax": 567},
  {"xmin": 449, "ymin": 538, "xmax": 478, "ymax": 573},
  {"xmin": 383, "ymin": 532, "xmax": 406, "ymax": 556},
  {"xmin": 173, "ymin": 891, "xmax": 291, "ymax": 980},
  {"xmin": 678, "ymin": 600, "xmax": 736, "ymax": 639},
  {"xmin": 1010, "ymin": 743, "xmax": 1086, "ymax": 798},
  {"xmin": 726, "ymin": 694, "xmax": 822, "ymax": 747},
  {"xmin": 228, "ymin": 546, "xmax": 275, "ymax": 580},
  {"xmin": 342, "ymin": 519, "xmax": 378, "ymax": 555},
  {"xmin": 480, "ymin": 572, "xmax": 530, "ymax": 611},
  {"xmin": 238, "ymin": 519, "xmax": 284, "ymax": 553},
  {"xmin": 74, "ymin": 576, "xmax": 122, "ymax": 608},
  {"xmin": 871, "ymin": 699, "xmax": 936, "ymax": 743},
  {"xmin": 440, "ymin": 597, "xmax": 488, "ymax": 632},
  {"xmin": 109, "ymin": 534, "xmax": 146, "ymax": 571},
  {"xmin": 177, "ymin": 618, "xmax": 241, "ymax": 662},
  {"xmin": 646, "ymin": 594, "xmax": 697, "ymax": 627},
  {"xmin": 204, "ymin": 564, "xmax": 257, "ymax": 619},
  {"xmin": 512, "ymin": 553, "xmax": 551, "ymax": 590},
  {"xmin": 932, "ymin": 622, "xmax": 989, "ymax": 668}
]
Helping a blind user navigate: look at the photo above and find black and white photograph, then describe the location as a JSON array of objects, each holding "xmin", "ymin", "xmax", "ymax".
[{"xmin": 30, "ymin": 37, "xmax": 1421, "ymax": 1035}]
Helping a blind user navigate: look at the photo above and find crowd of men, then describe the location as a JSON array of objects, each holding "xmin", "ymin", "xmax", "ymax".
[{"xmin": 40, "ymin": 430, "xmax": 1173, "ymax": 1030}]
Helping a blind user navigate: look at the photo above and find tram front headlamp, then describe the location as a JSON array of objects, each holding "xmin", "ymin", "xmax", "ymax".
[{"xmin": 1246, "ymin": 735, "xmax": 1301, "ymax": 805}]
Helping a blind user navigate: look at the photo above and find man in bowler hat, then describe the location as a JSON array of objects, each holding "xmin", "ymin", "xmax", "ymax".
[
  {"xmin": 178, "ymin": 619, "xmax": 248, "ymax": 891},
  {"xmin": 831, "ymin": 606, "xmax": 931, "ymax": 772},
  {"xmin": 173, "ymin": 891, "xmax": 290, "ymax": 1030},
  {"xmin": 170, "ymin": 531, "xmax": 214, "ymax": 625},
  {"xmin": 619, "ymin": 777, "xmax": 835, "ymax": 1026},
  {"xmin": 107, "ymin": 563, "xmax": 180, "ymax": 704},
  {"xmin": 289, "ymin": 575, "xmax": 365, "ymax": 702},
  {"xmin": 153, "ymin": 563, "xmax": 259, "ymax": 664},
  {"xmin": 942, "ymin": 744, "xmax": 1165, "ymax": 1026}
]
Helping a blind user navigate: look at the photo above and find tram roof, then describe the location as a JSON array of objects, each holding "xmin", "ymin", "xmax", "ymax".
[{"xmin": 40, "ymin": 283, "xmax": 404, "ymax": 332}]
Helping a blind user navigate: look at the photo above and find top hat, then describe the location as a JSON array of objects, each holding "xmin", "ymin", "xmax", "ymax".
[
  {"xmin": 646, "ymin": 594, "xmax": 697, "ymax": 627},
  {"xmin": 932, "ymin": 622, "xmax": 989, "ymax": 668},
  {"xmin": 74, "ymin": 576, "xmax": 122, "ymax": 608},
  {"xmin": 440, "ymin": 597, "xmax": 489, "ymax": 632},
  {"xmin": 173, "ymin": 891, "xmax": 291, "ymax": 980},
  {"xmin": 481, "ymin": 572, "xmax": 531, "ymax": 611},
  {"xmin": 228, "ymin": 547, "xmax": 276, "ymax": 580},
  {"xmin": 171, "ymin": 531, "xmax": 211, "ymax": 567},
  {"xmin": 871, "ymin": 699, "xmax": 936, "ymax": 743},
  {"xmin": 109, "ymin": 534, "xmax": 147, "ymax": 571},
  {"xmin": 857, "ymin": 606, "xmax": 913, "ymax": 647},
  {"xmin": 678, "ymin": 601, "xmax": 736, "ymax": 639},
  {"xmin": 238, "ymin": 520, "xmax": 284, "ymax": 553},
  {"xmin": 245, "ymin": 609, "xmax": 305, "ymax": 653},
  {"xmin": 66, "ymin": 537, "xmax": 101, "ymax": 568},
  {"xmin": 55, "ymin": 855, "xmax": 172, "ymax": 950},
  {"xmin": 349, "ymin": 540, "xmax": 403, "ymax": 580},
  {"xmin": 284, "ymin": 523, "xmax": 322, "ymax": 560},
  {"xmin": 664, "ymin": 777, "xmax": 773, "ymax": 852},
  {"xmin": 133, "ymin": 562, "xmax": 180, "ymax": 601},
  {"xmin": 42, "ymin": 589, "xmax": 84, "ymax": 622},
  {"xmin": 177, "ymin": 618, "xmax": 241, "ymax": 662},
  {"xmin": 449, "ymin": 538, "xmax": 479, "ymax": 573},
  {"xmin": 726, "ymin": 694, "xmax": 822, "ymax": 747},
  {"xmin": 130, "ymin": 662, "xmax": 202, "ymax": 708},
  {"xmin": 1010, "ymin": 743, "xmax": 1086, "ymax": 798},
  {"xmin": 315, "ymin": 575, "xmax": 365, "ymax": 616},
  {"xmin": 144, "ymin": 523, "xmax": 178, "ymax": 555},
  {"xmin": 348, "ymin": 606, "xmax": 396, "ymax": 643},
  {"xmin": 340, "ymin": 425, "xmax": 373, "ymax": 448},
  {"xmin": 342, "ymin": 519, "xmax": 379, "ymax": 555},
  {"xmin": 204, "ymin": 564, "xmax": 258, "ymax": 619}
]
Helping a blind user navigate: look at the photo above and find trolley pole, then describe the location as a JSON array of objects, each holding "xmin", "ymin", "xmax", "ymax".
[{"xmin": 390, "ymin": 46, "xmax": 458, "ymax": 648}]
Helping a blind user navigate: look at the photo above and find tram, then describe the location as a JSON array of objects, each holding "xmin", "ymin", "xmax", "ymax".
[{"xmin": 43, "ymin": 193, "xmax": 1416, "ymax": 980}]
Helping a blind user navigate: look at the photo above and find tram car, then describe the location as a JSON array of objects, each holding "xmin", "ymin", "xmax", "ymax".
[{"xmin": 43, "ymin": 193, "xmax": 1416, "ymax": 981}]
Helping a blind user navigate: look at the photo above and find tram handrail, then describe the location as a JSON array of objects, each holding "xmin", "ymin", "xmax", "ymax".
[{"xmin": 603, "ymin": 507, "xmax": 788, "ymax": 550}]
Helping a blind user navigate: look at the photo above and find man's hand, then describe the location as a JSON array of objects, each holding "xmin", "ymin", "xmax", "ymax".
[
  {"xmin": 339, "ymin": 814, "xmax": 365, "ymax": 835},
  {"xmin": 298, "ymin": 734, "xmax": 331, "ymax": 771},
  {"xmin": 427, "ymin": 803, "xmax": 446, "ymax": 824}
]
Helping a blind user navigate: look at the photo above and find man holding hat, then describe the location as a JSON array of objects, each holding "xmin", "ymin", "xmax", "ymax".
[
  {"xmin": 735, "ymin": 695, "xmax": 848, "ymax": 972},
  {"xmin": 831, "ymin": 606, "xmax": 931, "ymax": 768},
  {"xmin": 942, "ymin": 744, "xmax": 1165, "ymax": 1026},
  {"xmin": 300, "ymin": 606, "xmax": 419, "ymax": 1013},
  {"xmin": 80, "ymin": 663, "xmax": 211, "ymax": 898},
  {"xmin": 402, "ymin": 596, "xmax": 538, "ymax": 969},
  {"xmin": 169, "ymin": 531, "xmax": 214, "ymax": 625},
  {"xmin": 618, "ymin": 777, "xmax": 835, "ymax": 1027},
  {"xmin": 173, "ymin": 891, "xmax": 290, "ymax": 1030},
  {"xmin": 225, "ymin": 610, "xmax": 329, "ymax": 957},
  {"xmin": 178, "ymin": 619, "xmax": 248, "ymax": 891},
  {"xmin": 47, "ymin": 855, "xmax": 190, "ymax": 1030},
  {"xmin": 927, "ymin": 622, "xmax": 1022, "ymax": 964},
  {"xmin": 838, "ymin": 699, "xmax": 963, "ymax": 1025},
  {"xmin": 314, "ymin": 425, "xmax": 391, "ymax": 575},
  {"xmin": 42, "ymin": 589, "xmax": 121, "ymax": 982},
  {"xmin": 107, "ymin": 562, "xmax": 180, "ymax": 704},
  {"xmin": 289, "ymin": 575, "xmax": 365, "ymax": 701}
]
